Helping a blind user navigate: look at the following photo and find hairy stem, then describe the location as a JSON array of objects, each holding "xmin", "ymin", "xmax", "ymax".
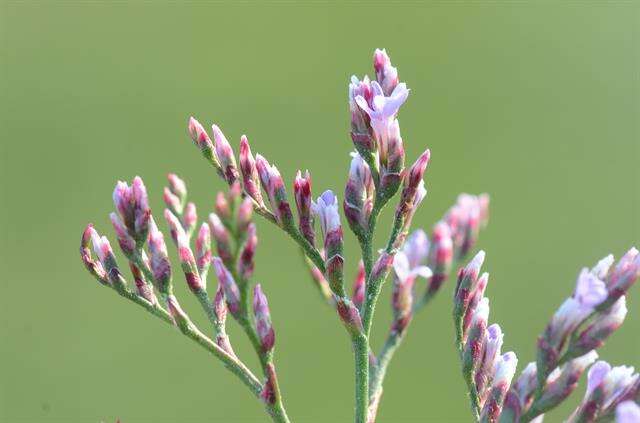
[{"xmin": 353, "ymin": 333, "xmax": 370, "ymax": 423}]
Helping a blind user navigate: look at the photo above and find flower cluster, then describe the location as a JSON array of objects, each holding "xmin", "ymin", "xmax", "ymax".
[{"xmin": 78, "ymin": 49, "xmax": 639, "ymax": 423}]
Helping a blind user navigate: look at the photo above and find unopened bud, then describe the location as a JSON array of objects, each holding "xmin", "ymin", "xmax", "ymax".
[
  {"xmin": 352, "ymin": 261, "xmax": 366, "ymax": 310},
  {"xmin": 379, "ymin": 120, "xmax": 404, "ymax": 198},
  {"xmin": 109, "ymin": 212, "xmax": 136, "ymax": 257},
  {"xmin": 183, "ymin": 202, "xmax": 197, "ymax": 236},
  {"xmin": 80, "ymin": 224, "xmax": 108, "ymax": 284},
  {"xmin": 396, "ymin": 149, "xmax": 430, "ymax": 225},
  {"xmin": 213, "ymin": 257, "xmax": 241, "ymax": 317},
  {"xmin": 344, "ymin": 153, "xmax": 374, "ymax": 236},
  {"xmin": 238, "ymin": 223, "xmax": 257, "ymax": 280},
  {"xmin": 255, "ymin": 154, "xmax": 294, "ymax": 228},
  {"xmin": 373, "ymin": 48, "xmax": 399, "ymax": 96},
  {"xmin": 208, "ymin": 213, "xmax": 233, "ymax": 268},
  {"xmin": 253, "ymin": 284, "xmax": 275, "ymax": 353},
  {"xmin": 147, "ymin": 217, "xmax": 172, "ymax": 295},
  {"xmin": 239, "ymin": 135, "xmax": 266, "ymax": 207},
  {"xmin": 313, "ymin": 191, "xmax": 344, "ymax": 295},
  {"xmin": 211, "ymin": 124, "xmax": 239, "ymax": 184},
  {"xmin": 294, "ymin": 170, "xmax": 315, "ymax": 245},
  {"xmin": 427, "ymin": 221, "xmax": 453, "ymax": 295},
  {"xmin": 195, "ymin": 222, "xmax": 212, "ymax": 277},
  {"xmin": 237, "ymin": 197, "xmax": 254, "ymax": 235},
  {"xmin": 336, "ymin": 297, "xmax": 363, "ymax": 336},
  {"xmin": 480, "ymin": 352, "xmax": 518, "ymax": 423}
]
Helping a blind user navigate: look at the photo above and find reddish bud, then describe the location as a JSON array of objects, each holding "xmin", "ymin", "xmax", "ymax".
[
  {"xmin": 253, "ymin": 284, "xmax": 275, "ymax": 353},
  {"xmin": 352, "ymin": 261, "xmax": 366, "ymax": 310},
  {"xmin": 294, "ymin": 170, "xmax": 315, "ymax": 245},
  {"xmin": 211, "ymin": 124, "xmax": 239, "ymax": 184},
  {"xmin": 239, "ymin": 135, "xmax": 265, "ymax": 207}
]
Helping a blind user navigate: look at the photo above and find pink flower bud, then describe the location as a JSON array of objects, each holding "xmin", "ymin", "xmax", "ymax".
[
  {"xmin": 129, "ymin": 262, "xmax": 157, "ymax": 304},
  {"xmin": 371, "ymin": 252, "xmax": 395, "ymax": 285},
  {"xmin": 294, "ymin": 170, "xmax": 315, "ymax": 245},
  {"xmin": 213, "ymin": 257, "xmax": 241, "ymax": 317},
  {"xmin": 109, "ymin": 212, "xmax": 136, "ymax": 257},
  {"xmin": 396, "ymin": 149, "xmax": 430, "ymax": 223},
  {"xmin": 131, "ymin": 176, "xmax": 151, "ymax": 238},
  {"xmin": 167, "ymin": 173, "xmax": 187, "ymax": 201},
  {"xmin": 188, "ymin": 117, "xmax": 214, "ymax": 152},
  {"xmin": 253, "ymin": 284, "xmax": 275, "ymax": 353},
  {"xmin": 164, "ymin": 209, "xmax": 186, "ymax": 246},
  {"xmin": 476, "ymin": 324, "xmax": 504, "ymax": 402},
  {"xmin": 344, "ymin": 153, "xmax": 374, "ymax": 236},
  {"xmin": 571, "ymin": 296, "xmax": 627, "ymax": 357},
  {"xmin": 208, "ymin": 213, "xmax": 233, "ymax": 268},
  {"xmin": 255, "ymin": 154, "xmax": 294, "ymax": 227},
  {"xmin": 147, "ymin": 217, "xmax": 172, "ymax": 294},
  {"xmin": 512, "ymin": 362, "xmax": 538, "ymax": 411},
  {"xmin": 480, "ymin": 352, "xmax": 518, "ymax": 422},
  {"xmin": 454, "ymin": 251, "xmax": 486, "ymax": 339},
  {"xmin": 427, "ymin": 221, "xmax": 454, "ymax": 295},
  {"xmin": 89, "ymin": 228, "xmax": 118, "ymax": 277},
  {"xmin": 373, "ymin": 48, "xmax": 399, "ymax": 96},
  {"xmin": 349, "ymin": 75, "xmax": 375, "ymax": 155},
  {"xmin": 195, "ymin": 222, "xmax": 211, "ymax": 276},
  {"xmin": 211, "ymin": 124, "xmax": 239, "ymax": 184},
  {"xmin": 391, "ymin": 270, "xmax": 415, "ymax": 335},
  {"xmin": 214, "ymin": 191, "xmax": 231, "ymax": 222},
  {"xmin": 336, "ymin": 297, "xmax": 363, "ymax": 336},
  {"xmin": 605, "ymin": 248, "xmax": 639, "ymax": 306},
  {"xmin": 379, "ymin": 119, "xmax": 404, "ymax": 196},
  {"xmin": 163, "ymin": 187, "xmax": 183, "ymax": 215},
  {"xmin": 352, "ymin": 261, "xmax": 366, "ymax": 310},
  {"xmin": 239, "ymin": 135, "xmax": 266, "ymax": 207},
  {"xmin": 238, "ymin": 223, "xmax": 257, "ymax": 280},
  {"xmin": 183, "ymin": 202, "xmax": 197, "ymax": 235},
  {"xmin": 237, "ymin": 197, "xmax": 253, "ymax": 234},
  {"xmin": 80, "ymin": 224, "xmax": 108, "ymax": 284},
  {"xmin": 538, "ymin": 351, "xmax": 599, "ymax": 410},
  {"xmin": 464, "ymin": 273, "xmax": 489, "ymax": 336}
]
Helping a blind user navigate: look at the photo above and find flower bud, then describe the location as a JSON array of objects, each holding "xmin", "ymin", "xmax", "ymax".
[
  {"xmin": 129, "ymin": 262, "xmax": 157, "ymax": 304},
  {"xmin": 163, "ymin": 187, "xmax": 183, "ymax": 215},
  {"xmin": 454, "ymin": 251, "xmax": 486, "ymax": 341},
  {"xmin": 208, "ymin": 213, "xmax": 233, "ymax": 268},
  {"xmin": 391, "ymin": 271, "xmax": 415, "ymax": 335},
  {"xmin": 147, "ymin": 217, "xmax": 172, "ymax": 295},
  {"xmin": 463, "ymin": 273, "xmax": 489, "ymax": 336},
  {"xmin": 603, "ymin": 248, "xmax": 639, "ymax": 307},
  {"xmin": 373, "ymin": 48, "xmax": 399, "ymax": 96},
  {"xmin": 370, "ymin": 252, "xmax": 395, "ymax": 286},
  {"xmin": 570, "ymin": 297, "xmax": 627, "ymax": 358},
  {"xmin": 183, "ymin": 202, "xmax": 197, "ymax": 236},
  {"xmin": 344, "ymin": 153, "xmax": 374, "ymax": 236},
  {"xmin": 213, "ymin": 257, "xmax": 241, "ymax": 317},
  {"xmin": 109, "ymin": 212, "xmax": 136, "ymax": 257},
  {"xmin": 480, "ymin": 352, "xmax": 518, "ymax": 422},
  {"xmin": 427, "ymin": 221, "xmax": 453, "ymax": 295},
  {"xmin": 188, "ymin": 117, "xmax": 215, "ymax": 154},
  {"xmin": 379, "ymin": 119, "xmax": 404, "ymax": 197},
  {"xmin": 312, "ymin": 191, "xmax": 344, "ymax": 295},
  {"xmin": 238, "ymin": 223, "xmax": 258, "ymax": 280},
  {"xmin": 462, "ymin": 298, "xmax": 489, "ymax": 382},
  {"xmin": 80, "ymin": 224, "xmax": 108, "ymax": 284},
  {"xmin": 395, "ymin": 149, "xmax": 430, "ymax": 224},
  {"xmin": 112, "ymin": 177, "xmax": 151, "ymax": 243},
  {"xmin": 512, "ymin": 362, "xmax": 538, "ymax": 411},
  {"xmin": 537, "ymin": 351, "xmax": 599, "ymax": 411},
  {"xmin": 211, "ymin": 124, "xmax": 239, "ymax": 184},
  {"xmin": 167, "ymin": 173, "xmax": 187, "ymax": 201},
  {"xmin": 89, "ymin": 227, "xmax": 119, "ymax": 282},
  {"xmin": 255, "ymin": 154, "xmax": 294, "ymax": 228},
  {"xmin": 336, "ymin": 297, "xmax": 363, "ymax": 336},
  {"xmin": 237, "ymin": 197, "xmax": 254, "ymax": 235},
  {"xmin": 239, "ymin": 135, "xmax": 266, "ymax": 207},
  {"xmin": 294, "ymin": 170, "xmax": 315, "ymax": 245},
  {"xmin": 349, "ymin": 75, "xmax": 375, "ymax": 156},
  {"xmin": 195, "ymin": 222, "xmax": 212, "ymax": 277},
  {"xmin": 253, "ymin": 284, "xmax": 275, "ymax": 353},
  {"xmin": 352, "ymin": 261, "xmax": 366, "ymax": 310},
  {"xmin": 476, "ymin": 324, "xmax": 504, "ymax": 403}
]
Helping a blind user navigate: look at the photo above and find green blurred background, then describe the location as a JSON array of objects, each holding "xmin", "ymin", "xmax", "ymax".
[{"xmin": 2, "ymin": 2, "xmax": 638, "ymax": 422}]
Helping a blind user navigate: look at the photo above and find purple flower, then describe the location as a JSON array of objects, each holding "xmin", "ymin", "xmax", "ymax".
[
  {"xmin": 616, "ymin": 401, "xmax": 640, "ymax": 423},
  {"xmin": 574, "ymin": 268, "xmax": 608, "ymax": 308},
  {"xmin": 253, "ymin": 284, "xmax": 275, "ymax": 353},
  {"xmin": 312, "ymin": 190, "xmax": 341, "ymax": 238},
  {"xmin": 393, "ymin": 229, "xmax": 432, "ymax": 283},
  {"xmin": 585, "ymin": 361, "xmax": 639, "ymax": 408},
  {"xmin": 493, "ymin": 352, "xmax": 518, "ymax": 388},
  {"xmin": 355, "ymin": 81, "xmax": 409, "ymax": 148},
  {"xmin": 344, "ymin": 152, "xmax": 374, "ymax": 234}
]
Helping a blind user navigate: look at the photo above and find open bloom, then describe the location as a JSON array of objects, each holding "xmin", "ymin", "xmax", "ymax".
[
  {"xmin": 312, "ymin": 190, "xmax": 341, "ymax": 239},
  {"xmin": 393, "ymin": 229, "xmax": 431, "ymax": 283},
  {"xmin": 355, "ymin": 81, "xmax": 409, "ymax": 150}
]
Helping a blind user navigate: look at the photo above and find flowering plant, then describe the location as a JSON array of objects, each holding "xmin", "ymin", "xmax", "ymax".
[{"xmin": 79, "ymin": 49, "xmax": 639, "ymax": 423}]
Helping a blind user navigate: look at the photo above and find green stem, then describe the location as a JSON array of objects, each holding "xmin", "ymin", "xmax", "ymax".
[
  {"xmin": 111, "ymin": 283, "xmax": 262, "ymax": 396},
  {"xmin": 353, "ymin": 333, "xmax": 370, "ymax": 423}
]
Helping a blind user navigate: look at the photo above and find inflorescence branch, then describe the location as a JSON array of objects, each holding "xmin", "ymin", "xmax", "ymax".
[{"xmin": 79, "ymin": 49, "xmax": 639, "ymax": 423}]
